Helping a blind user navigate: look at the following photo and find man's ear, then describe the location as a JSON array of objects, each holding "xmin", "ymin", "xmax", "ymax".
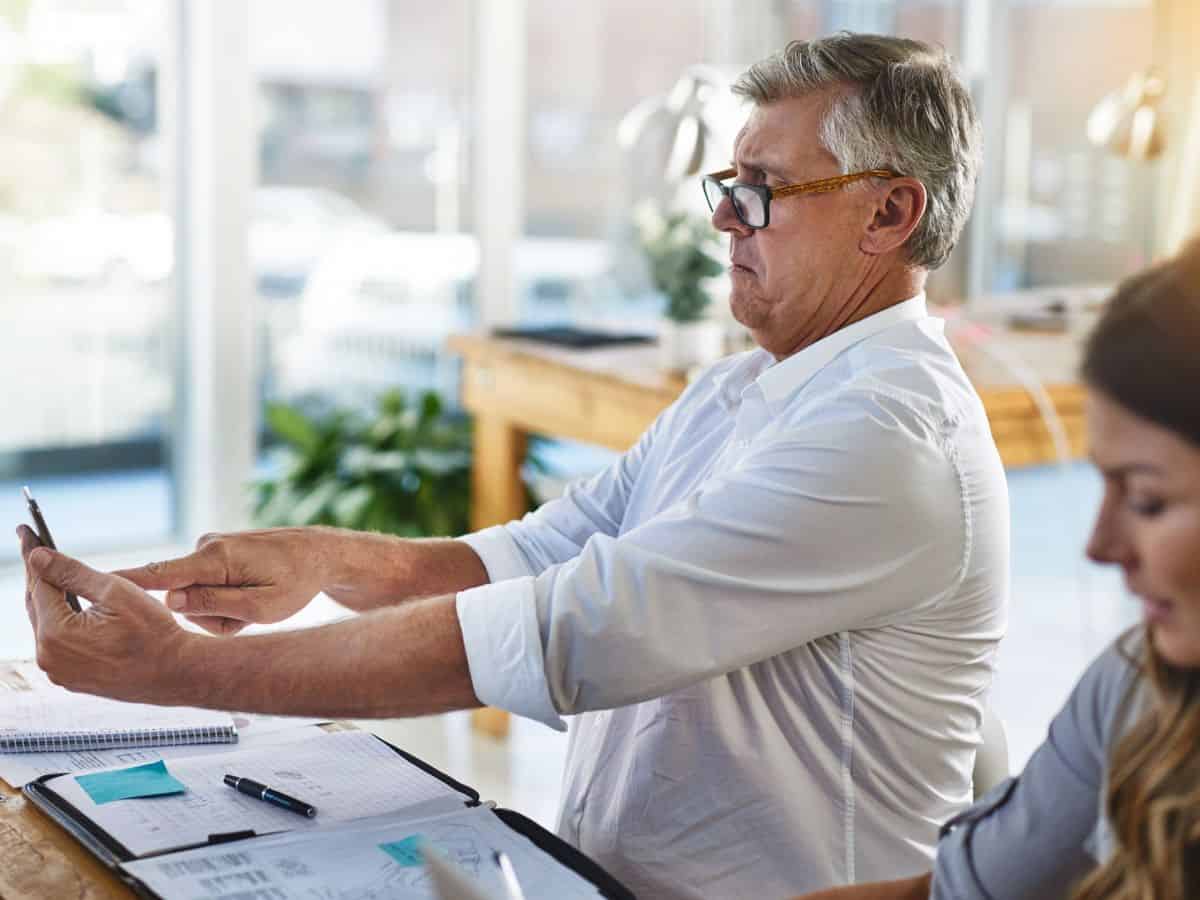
[{"xmin": 859, "ymin": 177, "xmax": 926, "ymax": 256}]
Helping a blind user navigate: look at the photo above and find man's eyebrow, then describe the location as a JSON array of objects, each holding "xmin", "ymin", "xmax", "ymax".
[{"xmin": 731, "ymin": 156, "xmax": 791, "ymax": 180}]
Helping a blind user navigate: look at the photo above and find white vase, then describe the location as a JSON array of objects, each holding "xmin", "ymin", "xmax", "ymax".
[{"xmin": 658, "ymin": 319, "xmax": 725, "ymax": 371}]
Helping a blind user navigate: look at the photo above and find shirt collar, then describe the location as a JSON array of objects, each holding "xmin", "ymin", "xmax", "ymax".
[
  {"xmin": 712, "ymin": 350, "xmax": 774, "ymax": 411},
  {"xmin": 754, "ymin": 293, "xmax": 929, "ymax": 409}
]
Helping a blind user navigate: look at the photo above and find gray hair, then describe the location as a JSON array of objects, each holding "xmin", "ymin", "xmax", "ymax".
[{"xmin": 732, "ymin": 33, "xmax": 981, "ymax": 271}]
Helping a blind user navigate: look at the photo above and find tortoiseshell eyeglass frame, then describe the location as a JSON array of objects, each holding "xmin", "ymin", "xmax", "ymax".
[{"xmin": 701, "ymin": 166, "xmax": 898, "ymax": 228}]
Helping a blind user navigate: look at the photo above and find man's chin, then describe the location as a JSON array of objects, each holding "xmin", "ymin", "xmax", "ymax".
[{"xmin": 729, "ymin": 292, "xmax": 765, "ymax": 330}]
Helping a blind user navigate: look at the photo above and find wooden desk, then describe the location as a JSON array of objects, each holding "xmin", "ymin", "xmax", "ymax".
[
  {"xmin": 450, "ymin": 318, "xmax": 1088, "ymax": 739},
  {"xmin": 0, "ymin": 663, "xmax": 129, "ymax": 899}
]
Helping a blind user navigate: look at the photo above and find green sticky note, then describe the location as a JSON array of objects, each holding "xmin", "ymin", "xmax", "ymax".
[
  {"xmin": 75, "ymin": 760, "xmax": 186, "ymax": 805},
  {"xmin": 379, "ymin": 835, "xmax": 424, "ymax": 867}
]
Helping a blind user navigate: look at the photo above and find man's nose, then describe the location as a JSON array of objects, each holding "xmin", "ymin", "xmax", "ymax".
[{"xmin": 711, "ymin": 194, "xmax": 752, "ymax": 237}]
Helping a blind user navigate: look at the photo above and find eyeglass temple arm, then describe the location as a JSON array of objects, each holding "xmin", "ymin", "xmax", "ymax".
[{"xmin": 772, "ymin": 169, "xmax": 896, "ymax": 197}]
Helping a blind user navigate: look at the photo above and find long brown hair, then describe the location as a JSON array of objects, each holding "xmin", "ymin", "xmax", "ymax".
[{"xmin": 1073, "ymin": 239, "xmax": 1200, "ymax": 900}]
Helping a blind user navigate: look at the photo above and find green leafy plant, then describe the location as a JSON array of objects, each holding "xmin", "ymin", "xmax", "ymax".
[
  {"xmin": 634, "ymin": 205, "xmax": 725, "ymax": 323},
  {"xmin": 252, "ymin": 389, "xmax": 473, "ymax": 537}
]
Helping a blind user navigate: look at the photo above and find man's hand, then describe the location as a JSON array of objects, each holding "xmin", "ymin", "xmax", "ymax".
[
  {"xmin": 18, "ymin": 525, "xmax": 196, "ymax": 705},
  {"xmin": 16, "ymin": 525, "xmax": 478, "ymax": 719},
  {"xmin": 113, "ymin": 528, "xmax": 330, "ymax": 636}
]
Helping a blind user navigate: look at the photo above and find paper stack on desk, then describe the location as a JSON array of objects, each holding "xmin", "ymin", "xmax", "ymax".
[
  {"xmin": 0, "ymin": 666, "xmax": 237, "ymax": 754},
  {"xmin": 45, "ymin": 731, "xmax": 465, "ymax": 856},
  {"xmin": 123, "ymin": 805, "xmax": 602, "ymax": 899},
  {"xmin": 24, "ymin": 729, "xmax": 623, "ymax": 899},
  {"xmin": 0, "ymin": 662, "xmax": 325, "ymax": 787}
]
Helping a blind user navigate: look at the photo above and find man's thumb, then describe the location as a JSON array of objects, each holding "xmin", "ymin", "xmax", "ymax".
[
  {"xmin": 165, "ymin": 586, "xmax": 276, "ymax": 623},
  {"xmin": 29, "ymin": 548, "xmax": 107, "ymax": 602}
]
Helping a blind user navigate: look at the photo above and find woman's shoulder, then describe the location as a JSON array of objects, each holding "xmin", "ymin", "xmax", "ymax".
[
  {"xmin": 1059, "ymin": 628, "xmax": 1147, "ymax": 760},
  {"xmin": 929, "ymin": 630, "xmax": 1148, "ymax": 898}
]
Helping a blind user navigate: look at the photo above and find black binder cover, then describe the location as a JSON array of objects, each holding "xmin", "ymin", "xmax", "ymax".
[{"xmin": 23, "ymin": 733, "xmax": 635, "ymax": 899}]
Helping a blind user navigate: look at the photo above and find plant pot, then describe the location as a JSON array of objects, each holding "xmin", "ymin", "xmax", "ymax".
[{"xmin": 658, "ymin": 318, "xmax": 725, "ymax": 371}]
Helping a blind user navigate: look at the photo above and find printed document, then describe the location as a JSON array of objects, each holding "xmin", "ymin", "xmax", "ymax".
[
  {"xmin": 43, "ymin": 731, "xmax": 468, "ymax": 856},
  {"xmin": 122, "ymin": 804, "xmax": 603, "ymax": 899}
]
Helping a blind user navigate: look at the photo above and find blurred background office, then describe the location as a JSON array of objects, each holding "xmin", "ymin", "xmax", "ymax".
[{"xmin": 1, "ymin": 0, "xmax": 1198, "ymax": 826}]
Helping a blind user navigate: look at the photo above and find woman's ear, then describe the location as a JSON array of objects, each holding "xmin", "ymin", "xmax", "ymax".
[{"xmin": 859, "ymin": 177, "xmax": 927, "ymax": 257}]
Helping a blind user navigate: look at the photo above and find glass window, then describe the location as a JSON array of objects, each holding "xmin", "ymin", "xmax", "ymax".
[
  {"xmin": 987, "ymin": 0, "xmax": 1155, "ymax": 291},
  {"xmin": 521, "ymin": 0, "xmax": 720, "ymax": 329},
  {"xmin": 525, "ymin": 0, "xmax": 711, "ymax": 240},
  {"xmin": 252, "ymin": 0, "xmax": 475, "ymax": 416},
  {"xmin": 0, "ymin": 0, "xmax": 173, "ymax": 563}
]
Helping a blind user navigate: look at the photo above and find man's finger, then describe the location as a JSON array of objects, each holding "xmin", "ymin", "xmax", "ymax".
[
  {"xmin": 112, "ymin": 548, "xmax": 227, "ymax": 591},
  {"xmin": 17, "ymin": 524, "xmax": 42, "ymax": 565},
  {"xmin": 164, "ymin": 585, "xmax": 276, "ymax": 622},
  {"xmin": 184, "ymin": 614, "xmax": 247, "ymax": 636},
  {"xmin": 28, "ymin": 548, "xmax": 112, "ymax": 604},
  {"xmin": 26, "ymin": 548, "xmax": 79, "ymax": 631},
  {"xmin": 18, "ymin": 525, "xmax": 42, "ymax": 586},
  {"xmin": 25, "ymin": 585, "xmax": 36, "ymax": 632},
  {"xmin": 19, "ymin": 526, "xmax": 42, "ymax": 631}
]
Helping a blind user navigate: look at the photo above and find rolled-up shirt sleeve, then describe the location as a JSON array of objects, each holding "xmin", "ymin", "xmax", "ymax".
[
  {"xmin": 459, "ymin": 394, "xmax": 971, "ymax": 721},
  {"xmin": 457, "ymin": 575, "xmax": 566, "ymax": 729},
  {"xmin": 459, "ymin": 526, "xmax": 535, "ymax": 584},
  {"xmin": 931, "ymin": 642, "xmax": 1138, "ymax": 898},
  {"xmin": 455, "ymin": 394, "xmax": 673, "ymax": 728},
  {"xmin": 477, "ymin": 404, "xmax": 667, "ymax": 577}
]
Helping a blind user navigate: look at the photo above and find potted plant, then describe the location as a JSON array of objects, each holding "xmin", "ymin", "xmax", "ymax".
[
  {"xmin": 634, "ymin": 203, "xmax": 726, "ymax": 370},
  {"xmin": 252, "ymin": 389, "xmax": 473, "ymax": 537}
]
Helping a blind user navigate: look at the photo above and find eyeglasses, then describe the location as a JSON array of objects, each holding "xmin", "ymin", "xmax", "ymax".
[{"xmin": 701, "ymin": 167, "xmax": 896, "ymax": 229}]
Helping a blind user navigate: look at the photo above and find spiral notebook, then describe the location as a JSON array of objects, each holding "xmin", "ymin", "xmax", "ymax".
[{"xmin": 0, "ymin": 680, "xmax": 237, "ymax": 753}]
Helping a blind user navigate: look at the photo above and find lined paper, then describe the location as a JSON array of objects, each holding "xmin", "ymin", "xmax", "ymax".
[{"xmin": 45, "ymin": 731, "xmax": 468, "ymax": 856}]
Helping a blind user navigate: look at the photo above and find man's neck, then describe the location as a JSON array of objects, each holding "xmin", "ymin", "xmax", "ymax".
[
  {"xmin": 772, "ymin": 267, "xmax": 927, "ymax": 360},
  {"xmin": 835, "ymin": 267, "xmax": 926, "ymax": 331}
]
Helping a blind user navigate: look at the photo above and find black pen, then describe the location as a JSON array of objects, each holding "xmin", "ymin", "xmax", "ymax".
[
  {"xmin": 223, "ymin": 774, "xmax": 317, "ymax": 818},
  {"xmin": 23, "ymin": 487, "xmax": 82, "ymax": 613}
]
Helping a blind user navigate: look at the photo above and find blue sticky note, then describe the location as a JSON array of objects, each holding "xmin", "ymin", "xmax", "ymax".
[
  {"xmin": 75, "ymin": 760, "xmax": 186, "ymax": 805},
  {"xmin": 379, "ymin": 835, "xmax": 424, "ymax": 867}
]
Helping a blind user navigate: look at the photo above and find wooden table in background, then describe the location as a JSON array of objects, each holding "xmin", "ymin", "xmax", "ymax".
[{"xmin": 450, "ymin": 315, "xmax": 1089, "ymax": 739}]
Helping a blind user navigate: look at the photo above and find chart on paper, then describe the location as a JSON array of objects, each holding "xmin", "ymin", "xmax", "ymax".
[{"xmin": 123, "ymin": 805, "xmax": 604, "ymax": 899}]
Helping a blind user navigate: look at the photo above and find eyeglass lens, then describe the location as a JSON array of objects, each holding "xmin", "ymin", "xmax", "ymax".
[{"xmin": 703, "ymin": 179, "xmax": 766, "ymax": 228}]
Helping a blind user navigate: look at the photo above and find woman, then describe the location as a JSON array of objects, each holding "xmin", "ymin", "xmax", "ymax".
[{"xmin": 794, "ymin": 240, "xmax": 1200, "ymax": 900}]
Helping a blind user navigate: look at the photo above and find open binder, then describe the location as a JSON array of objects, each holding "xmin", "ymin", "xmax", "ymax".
[{"xmin": 24, "ymin": 730, "xmax": 635, "ymax": 899}]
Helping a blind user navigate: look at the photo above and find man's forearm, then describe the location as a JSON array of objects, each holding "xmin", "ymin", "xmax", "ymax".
[
  {"xmin": 315, "ymin": 528, "xmax": 490, "ymax": 612},
  {"xmin": 172, "ymin": 593, "xmax": 482, "ymax": 718}
]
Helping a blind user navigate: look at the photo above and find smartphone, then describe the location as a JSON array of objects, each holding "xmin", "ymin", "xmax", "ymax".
[{"xmin": 22, "ymin": 486, "xmax": 82, "ymax": 613}]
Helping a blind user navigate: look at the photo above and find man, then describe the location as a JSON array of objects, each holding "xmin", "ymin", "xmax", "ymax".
[{"xmin": 20, "ymin": 34, "xmax": 1007, "ymax": 900}]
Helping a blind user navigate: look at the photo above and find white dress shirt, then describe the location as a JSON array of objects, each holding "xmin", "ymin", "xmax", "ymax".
[{"xmin": 457, "ymin": 295, "xmax": 1010, "ymax": 900}]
